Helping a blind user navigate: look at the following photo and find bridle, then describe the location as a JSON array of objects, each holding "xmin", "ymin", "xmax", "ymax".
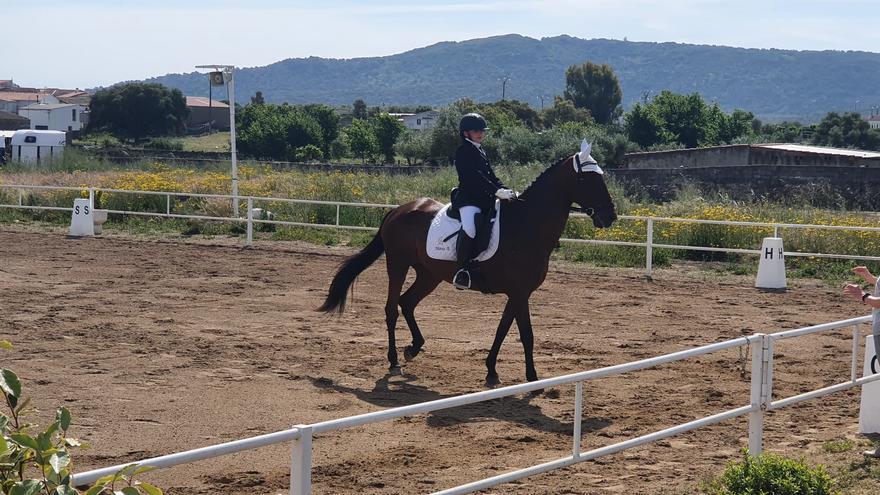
[{"xmin": 569, "ymin": 153, "xmax": 600, "ymax": 217}]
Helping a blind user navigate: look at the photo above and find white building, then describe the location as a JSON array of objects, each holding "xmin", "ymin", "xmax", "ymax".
[
  {"xmin": 402, "ymin": 110, "xmax": 439, "ymax": 131},
  {"xmin": 18, "ymin": 102, "xmax": 86, "ymax": 132},
  {"xmin": 868, "ymin": 115, "xmax": 880, "ymax": 130}
]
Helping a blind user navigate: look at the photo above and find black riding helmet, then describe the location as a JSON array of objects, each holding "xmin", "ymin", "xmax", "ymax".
[{"xmin": 459, "ymin": 113, "xmax": 488, "ymax": 132}]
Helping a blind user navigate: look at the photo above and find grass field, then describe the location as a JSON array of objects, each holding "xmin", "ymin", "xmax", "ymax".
[
  {"xmin": 3, "ymin": 152, "xmax": 880, "ymax": 283},
  {"xmin": 174, "ymin": 132, "xmax": 231, "ymax": 152}
]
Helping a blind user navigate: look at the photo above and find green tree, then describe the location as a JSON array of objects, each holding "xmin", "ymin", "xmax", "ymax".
[
  {"xmin": 483, "ymin": 99, "xmax": 542, "ymax": 130},
  {"xmin": 250, "ymin": 91, "xmax": 265, "ymax": 105},
  {"xmin": 563, "ymin": 62, "xmax": 623, "ymax": 125},
  {"xmin": 651, "ymin": 91, "xmax": 712, "ymax": 148},
  {"xmin": 88, "ymin": 82, "xmax": 189, "ymax": 139},
  {"xmin": 394, "ymin": 129, "xmax": 431, "ymax": 165},
  {"xmin": 428, "ymin": 99, "xmax": 474, "ymax": 163},
  {"xmin": 813, "ymin": 112, "xmax": 880, "ymax": 150},
  {"xmin": 303, "ymin": 104, "xmax": 340, "ymax": 157},
  {"xmin": 345, "ymin": 119, "xmax": 378, "ymax": 163},
  {"xmin": 717, "ymin": 108, "xmax": 758, "ymax": 144},
  {"xmin": 352, "ymin": 99, "xmax": 368, "ymax": 119},
  {"xmin": 541, "ymin": 97, "xmax": 593, "ymax": 128},
  {"xmin": 625, "ymin": 102, "xmax": 670, "ymax": 148},
  {"xmin": 237, "ymin": 103, "xmax": 324, "ymax": 161},
  {"xmin": 371, "ymin": 113, "xmax": 404, "ymax": 163}
]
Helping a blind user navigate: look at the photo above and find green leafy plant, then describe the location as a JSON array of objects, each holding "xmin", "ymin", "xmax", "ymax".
[
  {"xmin": 704, "ymin": 451, "xmax": 838, "ymax": 495},
  {"xmin": 0, "ymin": 341, "xmax": 162, "ymax": 495}
]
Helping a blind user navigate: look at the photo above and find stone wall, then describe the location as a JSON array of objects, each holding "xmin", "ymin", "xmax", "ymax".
[
  {"xmin": 608, "ymin": 165, "xmax": 880, "ymax": 209},
  {"xmin": 625, "ymin": 144, "xmax": 880, "ymax": 170}
]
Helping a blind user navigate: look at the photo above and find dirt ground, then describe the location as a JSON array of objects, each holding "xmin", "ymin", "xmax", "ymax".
[{"xmin": 1, "ymin": 225, "xmax": 879, "ymax": 494}]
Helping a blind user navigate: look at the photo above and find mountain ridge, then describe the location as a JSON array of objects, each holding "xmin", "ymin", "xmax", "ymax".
[{"xmin": 145, "ymin": 34, "xmax": 880, "ymax": 122}]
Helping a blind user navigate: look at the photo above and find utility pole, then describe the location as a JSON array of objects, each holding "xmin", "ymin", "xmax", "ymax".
[{"xmin": 196, "ymin": 64, "xmax": 238, "ymax": 215}]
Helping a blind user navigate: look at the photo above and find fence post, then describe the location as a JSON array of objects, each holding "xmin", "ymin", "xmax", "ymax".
[
  {"xmin": 166, "ymin": 194, "xmax": 171, "ymax": 216},
  {"xmin": 88, "ymin": 187, "xmax": 94, "ymax": 208},
  {"xmin": 290, "ymin": 425, "xmax": 313, "ymax": 495},
  {"xmin": 246, "ymin": 197, "xmax": 254, "ymax": 247},
  {"xmin": 645, "ymin": 218, "xmax": 654, "ymax": 279},
  {"xmin": 748, "ymin": 335, "xmax": 769, "ymax": 456},
  {"xmin": 773, "ymin": 224, "xmax": 779, "ymax": 238},
  {"xmin": 573, "ymin": 381, "xmax": 583, "ymax": 459},
  {"xmin": 852, "ymin": 325, "xmax": 861, "ymax": 383},
  {"xmin": 336, "ymin": 204, "xmax": 340, "ymax": 227}
]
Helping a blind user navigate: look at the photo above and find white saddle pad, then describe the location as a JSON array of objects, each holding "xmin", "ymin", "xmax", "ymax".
[{"xmin": 426, "ymin": 200, "xmax": 501, "ymax": 262}]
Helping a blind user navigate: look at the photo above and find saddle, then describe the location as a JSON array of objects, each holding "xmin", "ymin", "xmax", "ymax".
[{"xmin": 425, "ymin": 189, "xmax": 501, "ymax": 263}]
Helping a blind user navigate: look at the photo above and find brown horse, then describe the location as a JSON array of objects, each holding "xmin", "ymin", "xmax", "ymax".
[{"xmin": 318, "ymin": 152, "xmax": 617, "ymax": 386}]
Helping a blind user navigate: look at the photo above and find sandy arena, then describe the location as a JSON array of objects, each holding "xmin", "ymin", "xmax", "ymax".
[{"xmin": 1, "ymin": 226, "xmax": 878, "ymax": 494}]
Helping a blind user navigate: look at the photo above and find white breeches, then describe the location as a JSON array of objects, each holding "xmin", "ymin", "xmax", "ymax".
[{"xmin": 459, "ymin": 205, "xmax": 481, "ymax": 238}]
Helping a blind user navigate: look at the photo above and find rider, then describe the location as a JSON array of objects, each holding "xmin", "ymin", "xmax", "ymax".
[{"xmin": 452, "ymin": 113, "xmax": 517, "ymax": 290}]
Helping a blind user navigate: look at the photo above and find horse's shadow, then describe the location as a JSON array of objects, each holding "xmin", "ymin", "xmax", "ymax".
[{"xmin": 308, "ymin": 373, "xmax": 611, "ymax": 435}]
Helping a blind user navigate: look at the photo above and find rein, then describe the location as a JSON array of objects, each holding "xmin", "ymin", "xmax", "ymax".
[{"xmin": 570, "ymin": 206, "xmax": 595, "ymax": 216}]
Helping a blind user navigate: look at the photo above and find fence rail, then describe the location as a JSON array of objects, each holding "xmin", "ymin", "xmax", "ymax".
[
  {"xmin": 4, "ymin": 184, "xmax": 880, "ymax": 278},
  {"xmin": 69, "ymin": 314, "xmax": 878, "ymax": 493}
]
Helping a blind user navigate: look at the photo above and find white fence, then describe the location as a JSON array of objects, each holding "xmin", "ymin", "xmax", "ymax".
[
  {"xmin": 69, "ymin": 315, "xmax": 879, "ymax": 494},
  {"xmin": 4, "ymin": 184, "xmax": 880, "ymax": 278}
]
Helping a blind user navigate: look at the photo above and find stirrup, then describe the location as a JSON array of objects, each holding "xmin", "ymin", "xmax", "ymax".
[{"xmin": 453, "ymin": 269, "xmax": 471, "ymax": 290}]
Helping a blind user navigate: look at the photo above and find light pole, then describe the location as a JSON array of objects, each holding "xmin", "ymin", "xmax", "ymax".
[
  {"xmin": 196, "ymin": 64, "xmax": 238, "ymax": 214},
  {"xmin": 538, "ymin": 95, "xmax": 547, "ymax": 110}
]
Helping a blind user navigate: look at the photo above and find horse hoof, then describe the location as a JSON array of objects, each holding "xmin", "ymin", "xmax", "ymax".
[
  {"xmin": 403, "ymin": 345, "xmax": 420, "ymax": 362},
  {"xmin": 389, "ymin": 365, "xmax": 402, "ymax": 376},
  {"xmin": 485, "ymin": 375, "xmax": 501, "ymax": 388}
]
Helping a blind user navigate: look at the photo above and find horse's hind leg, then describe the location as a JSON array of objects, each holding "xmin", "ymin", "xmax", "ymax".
[
  {"xmin": 385, "ymin": 258, "xmax": 409, "ymax": 373},
  {"xmin": 399, "ymin": 265, "xmax": 441, "ymax": 362}
]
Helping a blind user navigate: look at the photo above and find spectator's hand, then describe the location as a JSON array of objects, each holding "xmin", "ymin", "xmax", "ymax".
[
  {"xmin": 844, "ymin": 283, "xmax": 866, "ymax": 301},
  {"xmin": 853, "ymin": 266, "xmax": 873, "ymax": 280},
  {"xmin": 495, "ymin": 188, "xmax": 517, "ymax": 200}
]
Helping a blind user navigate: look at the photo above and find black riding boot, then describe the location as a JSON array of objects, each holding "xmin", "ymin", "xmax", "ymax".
[{"xmin": 453, "ymin": 231, "xmax": 474, "ymax": 290}]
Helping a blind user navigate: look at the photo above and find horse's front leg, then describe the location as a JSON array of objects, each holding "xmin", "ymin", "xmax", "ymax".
[
  {"xmin": 514, "ymin": 298, "xmax": 538, "ymax": 382},
  {"xmin": 385, "ymin": 262, "xmax": 408, "ymax": 374},
  {"xmin": 485, "ymin": 298, "xmax": 517, "ymax": 387}
]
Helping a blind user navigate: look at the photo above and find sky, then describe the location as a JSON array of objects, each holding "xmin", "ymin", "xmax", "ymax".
[{"xmin": 6, "ymin": 0, "xmax": 880, "ymax": 89}]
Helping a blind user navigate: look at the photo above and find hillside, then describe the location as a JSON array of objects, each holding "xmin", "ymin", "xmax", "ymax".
[{"xmin": 147, "ymin": 34, "xmax": 880, "ymax": 122}]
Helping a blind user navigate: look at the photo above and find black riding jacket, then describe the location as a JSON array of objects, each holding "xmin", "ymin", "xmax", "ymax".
[{"xmin": 454, "ymin": 140, "xmax": 507, "ymax": 211}]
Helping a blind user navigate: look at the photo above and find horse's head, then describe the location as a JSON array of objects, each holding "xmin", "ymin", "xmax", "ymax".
[{"xmin": 569, "ymin": 140, "xmax": 617, "ymax": 228}]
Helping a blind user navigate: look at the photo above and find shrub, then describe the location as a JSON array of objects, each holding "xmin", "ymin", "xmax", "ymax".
[
  {"xmin": 143, "ymin": 138, "xmax": 183, "ymax": 151},
  {"xmin": 704, "ymin": 452, "xmax": 838, "ymax": 495},
  {"xmin": 294, "ymin": 144, "xmax": 323, "ymax": 162},
  {"xmin": 0, "ymin": 341, "xmax": 163, "ymax": 494}
]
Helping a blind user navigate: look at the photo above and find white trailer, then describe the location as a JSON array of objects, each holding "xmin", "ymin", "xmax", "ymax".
[{"xmin": 10, "ymin": 129, "xmax": 65, "ymax": 164}]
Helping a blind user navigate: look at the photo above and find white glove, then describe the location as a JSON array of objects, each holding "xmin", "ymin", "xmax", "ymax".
[{"xmin": 495, "ymin": 188, "xmax": 517, "ymax": 200}]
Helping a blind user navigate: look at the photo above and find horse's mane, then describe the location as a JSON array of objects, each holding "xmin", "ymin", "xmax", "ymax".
[{"xmin": 520, "ymin": 156, "xmax": 569, "ymax": 199}]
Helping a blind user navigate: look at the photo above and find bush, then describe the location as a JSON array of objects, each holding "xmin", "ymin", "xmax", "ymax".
[
  {"xmin": 704, "ymin": 452, "xmax": 838, "ymax": 495},
  {"xmin": 143, "ymin": 138, "xmax": 183, "ymax": 151},
  {"xmin": 294, "ymin": 144, "xmax": 323, "ymax": 162},
  {"xmin": 0, "ymin": 341, "xmax": 163, "ymax": 494}
]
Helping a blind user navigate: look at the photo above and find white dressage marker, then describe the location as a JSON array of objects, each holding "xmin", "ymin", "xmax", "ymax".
[
  {"xmin": 755, "ymin": 237, "xmax": 786, "ymax": 290},
  {"xmin": 69, "ymin": 198, "xmax": 94, "ymax": 236},
  {"xmin": 860, "ymin": 336, "xmax": 880, "ymax": 434}
]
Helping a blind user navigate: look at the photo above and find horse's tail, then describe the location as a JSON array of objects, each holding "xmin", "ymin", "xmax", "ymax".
[{"xmin": 317, "ymin": 215, "xmax": 389, "ymax": 314}]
